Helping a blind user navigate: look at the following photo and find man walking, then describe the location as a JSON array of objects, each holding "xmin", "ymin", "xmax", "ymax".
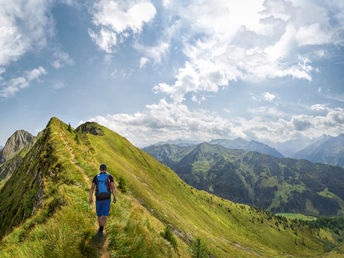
[{"xmin": 89, "ymin": 164, "xmax": 117, "ymax": 234}]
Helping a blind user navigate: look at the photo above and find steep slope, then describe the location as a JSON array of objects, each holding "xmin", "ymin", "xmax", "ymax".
[
  {"xmin": 0, "ymin": 130, "xmax": 35, "ymax": 164},
  {"xmin": 0, "ymin": 140, "xmax": 36, "ymax": 181},
  {"xmin": 142, "ymin": 144, "xmax": 194, "ymax": 169},
  {"xmin": 294, "ymin": 134, "xmax": 344, "ymax": 167},
  {"xmin": 209, "ymin": 138, "xmax": 284, "ymax": 158},
  {"xmin": 0, "ymin": 118, "xmax": 343, "ymax": 257},
  {"xmin": 147, "ymin": 142, "xmax": 344, "ymax": 216}
]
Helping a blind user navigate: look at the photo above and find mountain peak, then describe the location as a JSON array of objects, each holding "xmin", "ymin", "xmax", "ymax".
[{"xmin": 0, "ymin": 129, "xmax": 34, "ymax": 163}]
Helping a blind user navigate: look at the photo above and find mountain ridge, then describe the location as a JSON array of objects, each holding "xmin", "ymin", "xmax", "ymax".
[{"xmin": 209, "ymin": 138, "xmax": 284, "ymax": 158}]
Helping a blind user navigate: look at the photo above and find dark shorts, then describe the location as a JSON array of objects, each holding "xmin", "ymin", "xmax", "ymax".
[{"xmin": 96, "ymin": 199, "xmax": 111, "ymax": 216}]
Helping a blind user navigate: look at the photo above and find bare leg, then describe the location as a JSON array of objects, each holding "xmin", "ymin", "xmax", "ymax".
[{"xmin": 98, "ymin": 216, "xmax": 107, "ymax": 227}]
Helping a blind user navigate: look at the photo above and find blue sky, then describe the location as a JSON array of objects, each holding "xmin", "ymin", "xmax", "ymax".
[{"xmin": 0, "ymin": 0, "xmax": 344, "ymax": 148}]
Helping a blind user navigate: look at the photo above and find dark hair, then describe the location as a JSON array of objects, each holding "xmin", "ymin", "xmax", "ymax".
[{"xmin": 100, "ymin": 164, "xmax": 107, "ymax": 171}]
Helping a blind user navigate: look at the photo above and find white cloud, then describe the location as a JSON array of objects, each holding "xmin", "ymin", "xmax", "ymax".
[
  {"xmin": 136, "ymin": 41, "xmax": 169, "ymax": 64},
  {"xmin": 26, "ymin": 66, "xmax": 46, "ymax": 81},
  {"xmin": 239, "ymin": 107, "xmax": 344, "ymax": 142},
  {"xmin": 51, "ymin": 50, "xmax": 74, "ymax": 69},
  {"xmin": 162, "ymin": 0, "xmax": 171, "ymax": 8},
  {"xmin": 89, "ymin": 0, "xmax": 156, "ymax": 53},
  {"xmin": 0, "ymin": 0, "xmax": 53, "ymax": 67},
  {"xmin": 139, "ymin": 57, "xmax": 150, "ymax": 68},
  {"xmin": 134, "ymin": 19, "xmax": 180, "ymax": 64},
  {"xmin": 153, "ymin": 0, "xmax": 344, "ymax": 102},
  {"xmin": 89, "ymin": 28, "xmax": 117, "ymax": 54},
  {"xmin": 86, "ymin": 101, "xmax": 344, "ymax": 146},
  {"xmin": 0, "ymin": 66, "xmax": 47, "ymax": 98},
  {"xmin": 296, "ymin": 23, "xmax": 332, "ymax": 46},
  {"xmin": 86, "ymin": 99, "xmax": 244, "ymax": 147},
  {"xmin": 263, "ymin": 92, "xmax": 276, "ymax": 102},
  {"xmin": 310, "ymin": 104, "xmax": 327, "ymax": 111}
]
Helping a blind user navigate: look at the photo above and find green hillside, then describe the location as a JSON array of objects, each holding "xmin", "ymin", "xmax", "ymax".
[
  {"xmin": 0, "ymin": 118, "xmax": 343, "ymax": 257},
  {"xmin": 144, "ymin": 142, "xmax": 344, "ymax": 216}
]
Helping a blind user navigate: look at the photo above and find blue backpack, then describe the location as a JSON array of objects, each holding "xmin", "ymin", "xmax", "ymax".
[{"xmin": 95, "ymin": 173, "xmax": 111, "ymax": 200}]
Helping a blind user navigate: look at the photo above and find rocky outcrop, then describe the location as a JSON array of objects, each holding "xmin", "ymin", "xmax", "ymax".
[
  {"xmin": 0, "ymin": 130, "xmax": 35, "ymax": 163},
  {"xmin": 75, "ymin": 122, "xmax": 104, "ymax": 136}
]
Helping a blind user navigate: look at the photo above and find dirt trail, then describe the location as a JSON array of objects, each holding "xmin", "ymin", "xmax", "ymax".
[{"xmin": 59, "ymin": 132, "xmax": 112, "ymax": 258}]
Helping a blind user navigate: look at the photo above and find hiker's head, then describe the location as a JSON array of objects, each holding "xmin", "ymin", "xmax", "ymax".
[{"xmin": 100, "ymin": 163, "xmax": 107, "ymax": 172}]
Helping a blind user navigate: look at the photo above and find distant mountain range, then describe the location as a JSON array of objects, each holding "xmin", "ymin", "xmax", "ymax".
[
  {"xmin": 209, "ymin": 138, "xmax": 284, "ymax": 158},
  {"xmin": 149, "ymin": 137, "xmax": 284, "ymax": 158},
  {"xmin": 266, "ymin": 136, "xmax": 318, "ymax": 157},
  {"xmin": 152, "ymin": 139, "xmax": 201, "ymax": 147},
  {"xmin": 143, "ymin": 142, "xmax": 344, "ymax": 216},
  {"xmin": 293, "ymin": 134, "xmax": 344, "ymax": 167}
]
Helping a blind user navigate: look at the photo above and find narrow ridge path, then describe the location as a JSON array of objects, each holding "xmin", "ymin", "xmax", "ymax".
[{"xmin": 59, "ymin": 132, "xmax": 112, "ymax": 258}]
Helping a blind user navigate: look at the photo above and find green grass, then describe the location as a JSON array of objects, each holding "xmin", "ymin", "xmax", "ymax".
[{"xmin": 0, "ymin": 117, "xmax": 343, "ymax": 257}]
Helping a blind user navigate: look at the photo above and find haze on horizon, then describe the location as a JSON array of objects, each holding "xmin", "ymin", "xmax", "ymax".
[{"xmin": 0, "ymin": 0, "xmax": 344, "ymax": 148}]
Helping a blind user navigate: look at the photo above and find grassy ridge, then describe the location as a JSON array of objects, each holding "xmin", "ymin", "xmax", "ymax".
[
  {"xmin": 0, "ymin": 117, "xmax": 343, "ymax": 257},
  {"xmin": 0, "ymin": 118, "xmax": 184, "ymax": 257}
]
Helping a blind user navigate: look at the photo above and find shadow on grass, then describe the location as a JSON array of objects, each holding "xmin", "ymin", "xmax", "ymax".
[{"xmin": 91, "ymin": 231, "xmax": 107, "ymax": 249}]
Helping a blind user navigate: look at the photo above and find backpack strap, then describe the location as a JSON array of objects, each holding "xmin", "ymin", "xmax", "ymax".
[
  {"xmin": 107, "ymin": 176, "xmax": 111, "ymax": 192},
  {"xmin": 95, "ymin": 174, "xmax": 99, "ymax": 193}
]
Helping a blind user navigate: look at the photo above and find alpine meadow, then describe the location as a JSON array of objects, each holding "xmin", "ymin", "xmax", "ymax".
[{"xmin": 1, "ymin": 1, "xmax": 344, "ymax": 257}]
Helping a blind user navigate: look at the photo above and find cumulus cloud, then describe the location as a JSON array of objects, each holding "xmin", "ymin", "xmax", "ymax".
[
  {"xmin": 153, "ymin": 0, "xmax": 344, "ymax": 102},
  {"xmin": 0, "ymin": 66, "xmax": 47, "ymax": 98},
  {"xmin": 86, "ymin": 99, "xmax": 244, "ymax": 147},
  {"xmin": 86, "ymin": 102, "xmax": 344, "ymax": 146},
  {"xmin": 240, "ymin": 107, "xmax": 344, "ymax": 142},
  {"xmin": 89, "ymin": 0, "xmax": 156, "ymax": 53},
  {"xmin": 0, "ymin": 0, "xmax": 53, "ymax": 67}
]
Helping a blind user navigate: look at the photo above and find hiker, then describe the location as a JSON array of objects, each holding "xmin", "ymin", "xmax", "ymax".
[{"xmin": 89, "ymin": 164, "xmax": 117, "ymax": 234}]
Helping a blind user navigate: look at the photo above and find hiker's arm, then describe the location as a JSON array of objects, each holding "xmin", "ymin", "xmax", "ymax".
[
  {"xmin": 89, "ymin": 182, "xmax": 95, "ymax": 204},
  {"xmin": 111, "ymin": 181, "xmax": 117, "ymax": 203}
]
